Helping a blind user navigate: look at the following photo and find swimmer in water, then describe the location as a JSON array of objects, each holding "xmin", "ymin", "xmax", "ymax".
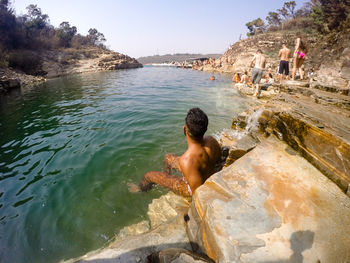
[{"xmin": 128, "ymin": 108, "xmax": 222, "ymax": 197}]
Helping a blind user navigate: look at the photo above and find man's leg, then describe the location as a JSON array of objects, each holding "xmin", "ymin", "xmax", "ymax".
[
  {"xmin": 292, "ymin": 56, "xmax": 297, "ymax": 80},
  {"xmin": 254, "ymin": 84, "xmax": 261, "ymax": 97},
  {"xmin": 140, "ymin": 171, "xmax": 192, "ymax": 197}
]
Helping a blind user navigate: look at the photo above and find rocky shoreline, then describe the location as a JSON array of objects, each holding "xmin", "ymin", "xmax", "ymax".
[
  {"xmin": 66, "ymin": 77, "xmax": 350, "ymax": 263},
  {"xmin": 0, "ymin": 47, "xmax": 142, "ymax": 94},
  {"xmin": 192, "ymin": 32, "xmax": 350, "ymax": 95}
]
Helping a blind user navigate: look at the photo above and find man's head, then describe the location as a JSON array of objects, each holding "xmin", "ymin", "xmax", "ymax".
[
  {"xmin": 257, "ymin": 49, "xmax": 263, "ymax": 54},
  {"xmin": 185, "ymin": 108, "xmax": 208, "ymax": 140}
]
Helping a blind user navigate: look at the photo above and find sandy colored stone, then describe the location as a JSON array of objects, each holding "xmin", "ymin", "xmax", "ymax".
[
  {"xmin": 70, "ymin": 192, "xmax": 191, "ymax": 263},
  {"xmin": 187, "ymin": 136, "xmax": 350, "ymax": 263}
]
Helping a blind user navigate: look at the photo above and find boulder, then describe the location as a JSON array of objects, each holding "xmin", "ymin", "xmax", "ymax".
[
  {"xmin": 73, "ymin": 192, "xmax": 191, "ymax": 263},
  {"xmin": 224, "ymin": 134, "xmax": 258, "ymax": 167},
  {"xmin": 259, "ymin": 110, "xmax": 350, "ymax": 192},
  {"xmin": 186, "ymin": 136, "xmax": 350, "ymax": 263},
  {"xmin": 0, "ymin": 78, "xmax": 21, "ymax": 92}
]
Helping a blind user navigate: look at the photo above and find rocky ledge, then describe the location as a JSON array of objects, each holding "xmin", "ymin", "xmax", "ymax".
[
  {"xmin": 41, "ymin": 47, "xmax": 142, "ymax": 78},
  {"xmin": 0, "ymin": 67, "xmax": 45, "ymax": 93},
  {"xmin": 1, "ymin": 47, "xmax": 142, "ymax": 94},
  {"xmin": 68, "ymin": 78, "xmax": 350, "ymax": 263}
]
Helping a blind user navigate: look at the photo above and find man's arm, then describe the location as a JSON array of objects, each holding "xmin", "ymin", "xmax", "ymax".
[
  {"xmin": 278, "ymin": 49, "xmax": 282, "ymax": 58},
  {"xmin": 250, "ymin": 54, "xmax": 256, "ymax": 67},
  {"xmin": 163, "ymin": 154, "xmax": 181, "ymax": 174}
]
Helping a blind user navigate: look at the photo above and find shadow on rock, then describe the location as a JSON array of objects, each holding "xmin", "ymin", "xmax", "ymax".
[
  {"xmin": 263, "ymin": 230, "xmax": 315, "ymax": 263},
  {"xmin": 76, "ymin": 242, "xmax": 214, "ymax": 263}
]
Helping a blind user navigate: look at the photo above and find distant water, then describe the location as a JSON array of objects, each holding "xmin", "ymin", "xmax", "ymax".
[{"xmin": 0, "ymin": 66, "xmax": 249, "ymax": 262}]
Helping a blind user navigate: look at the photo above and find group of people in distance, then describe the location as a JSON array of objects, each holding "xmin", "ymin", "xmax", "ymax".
[{"xmin": 233, "ymin": 33, "xmax": 308, "ymax": 98}]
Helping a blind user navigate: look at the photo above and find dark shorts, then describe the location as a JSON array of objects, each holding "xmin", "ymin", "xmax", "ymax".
[
  {"xmin": 279, "ymin": 60, "xmax": 289, "ymax": 75},
  {"xmin": 252, "ymin": 68, "xmax": 263, "ymax": 84}
]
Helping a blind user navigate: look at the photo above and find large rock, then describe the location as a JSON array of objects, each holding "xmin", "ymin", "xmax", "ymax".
[
  {"xmin": 71, "ymin": 192, "xmax": 191, "ymax": 263},
  {"xmin": 258, "ymin": 107, "xmax": 350, "ymax": 193},
  {"xmin": 224, "ymin": 134, "xmax": 258, "ymax": 167},
  {"xmin": 186, "ymin": 136, "xmax": 350, "ymax": 263},
  {"xmin": 0, "ymin": 77, "xmax": 21, "ymax": 92}
]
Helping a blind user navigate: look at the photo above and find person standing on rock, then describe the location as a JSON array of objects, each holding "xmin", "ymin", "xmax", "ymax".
[
  {"xmin": 292, "ymin": 33, "xmax": 308, "ymax": 80},
  {"xmin": 278, "ymin": 42, "xmax": 291, "ymax": 83},
  {"xmin": 250, "ymin": 49, "xmax": 266, "ymax": 97},
  {"xmin": 129, "ymin": 108, "xmax": 222, "ymax": 197}
]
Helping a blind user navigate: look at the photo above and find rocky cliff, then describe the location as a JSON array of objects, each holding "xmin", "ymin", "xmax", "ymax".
[
  {"xmin": 193, "ymin": 31, "xmax": 350, "ymax": 93},
  {"xmin": 40, "ymin": 47, "xmax": 142, "ymax": 78},
  {"xmin": 0, "ymin": 47, "xmax": 142, "ymax": 93}
]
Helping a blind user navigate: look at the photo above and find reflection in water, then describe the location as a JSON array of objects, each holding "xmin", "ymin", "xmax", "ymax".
[{"xmin": 0, "ymin": 67, "xmax": 248, "ymax": 262}]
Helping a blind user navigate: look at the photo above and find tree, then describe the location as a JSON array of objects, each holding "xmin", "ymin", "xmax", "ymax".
[
  {"xmin": 266, "ymin": 11, "xmax": 282, "ymax": 27},
  {"xmin": 246, "ymin": 18, "xmax": 265, "ymax": 36},
  {"xmin": 284, "ymin": 1, "xmax": 297, "ymax": 18},
  {"xmin": 87, "ymin": 28, "xmax": 106, "ymax": 46},
  {"xmin": 24, "ymin": 4, "xmax": 49, "ymax": 30},
  {"xmin": 0, "ymin": 0, "xmax": 16, "ymax": 49},
  {"xmin": 311, "ymin": 0, "xmax": 350, "ymax": 32},
  {"xmin": 277, "ymin": 6, "xmax": 289, "ymax": 20},
  {"xmin": 295, "ymin": 2, "xmax": 313, "ymax": 17},
  {"xmin": 56, "ymin": 22, "xmax": 77, "ymax": 47}
]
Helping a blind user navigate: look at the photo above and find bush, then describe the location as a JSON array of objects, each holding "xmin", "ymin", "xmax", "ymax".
[
  {"xmin": 8, "ymin": 50, "xmax": 42, "ymax": 75},
  {"xmin": 283, "ymin": 16, "xmax": 315, "ymax": 31}
]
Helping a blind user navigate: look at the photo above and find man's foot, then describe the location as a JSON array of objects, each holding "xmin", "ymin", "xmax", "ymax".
[
  {"xmin": 139, "ymin": 177, "xmax": 154, "ymax": 191},
  {"xmin": 127, "ymin": 182, "xmax": 142, "ymax": 193}
]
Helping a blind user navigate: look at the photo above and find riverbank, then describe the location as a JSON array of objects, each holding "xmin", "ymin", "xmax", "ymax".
[
  {"xmin": 0, "ymin": 47, "xmax": 142, "ymax": 94},
  {"xmin": 68, "ymin": 76, "xmax": 350, "ymax": 262}
]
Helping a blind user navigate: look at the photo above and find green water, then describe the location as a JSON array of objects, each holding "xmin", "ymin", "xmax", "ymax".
[{"xmin": 0, "ymin": 67, "xmax": 249, "ymax": 262}]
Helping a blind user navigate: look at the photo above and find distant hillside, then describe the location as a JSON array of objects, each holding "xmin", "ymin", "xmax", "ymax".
[{"xmin": 137, "ymin": 53, "xmax": 221, "ymax": 64}]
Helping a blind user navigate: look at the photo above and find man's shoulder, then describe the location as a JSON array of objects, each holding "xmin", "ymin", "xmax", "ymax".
[{"xmin": 204, "ymin": 136, "xmax": 221, "ymax": 149}]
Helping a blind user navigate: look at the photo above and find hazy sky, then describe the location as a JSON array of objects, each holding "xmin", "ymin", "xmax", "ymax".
[{"xmin": 12, "ymin": 0, "xmax": 308, "ymax": 58}]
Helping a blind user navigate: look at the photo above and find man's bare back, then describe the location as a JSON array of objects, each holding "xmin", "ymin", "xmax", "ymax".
[
  {"xmin": 252, "ymin": 53, "xmax": 266, "ymax": 69},
  {"xmin": 279, "ymin": 46, "xmax": 291, "ymax": 61},
  {"xmin": 132, "ymin": 108, "xmax": 222, "ymax": 197},
  {"xmin": 179, "ymin": 135, "xmax": 221, "ymax": 188}
]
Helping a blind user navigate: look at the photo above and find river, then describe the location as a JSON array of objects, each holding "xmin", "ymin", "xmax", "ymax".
[{"xmin": 0, "ymin": 66, "xmax": 249, "ymax": 262}]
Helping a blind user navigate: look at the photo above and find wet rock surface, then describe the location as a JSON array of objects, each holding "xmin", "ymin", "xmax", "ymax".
[{"xmin": 187, "ymin": 136, "xmax": 350, "ymax": 263}]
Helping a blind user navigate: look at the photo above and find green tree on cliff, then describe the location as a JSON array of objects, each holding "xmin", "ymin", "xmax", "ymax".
[
  {"xmin": 56, "ymin": 22, "xmax": 77, "ymax": 47},
  {"xmin": 87, "ymin": 28, "xmax": 106, "ymax": 46},
  {"xmin": 284, "ymin": 1, "xmax": 297, "ymax": 18},
  {"xmin": 266, "ymin": 11, "xmax": 282, "ymax": 27},
  {"xmin": 0, "ymin": 0, "xmax": 16, "ymax": 50},
  {"xmin": 311, "ymin": 0, "xmax": 350, "ymax": 32},
  {"xmin": 246, "ymin": 18, "xmax": 265, "ymax": 36},
  {"xmin": 23, "ymin": 4, "xmax": 49, "ymax": 37}
]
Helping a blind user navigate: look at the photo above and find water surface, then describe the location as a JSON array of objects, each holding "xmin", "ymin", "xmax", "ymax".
[{"xmin": 0, "ymin": 67, "xmax": 249, "ymax": 262}]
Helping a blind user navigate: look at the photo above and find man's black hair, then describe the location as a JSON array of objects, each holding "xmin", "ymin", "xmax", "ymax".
[{"xmin": 185, "ymin": 107, "xmax": 208, "ymax": 139}]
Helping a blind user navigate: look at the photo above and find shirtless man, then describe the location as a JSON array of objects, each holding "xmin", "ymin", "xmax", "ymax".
[
  {"xmin": 136, "ymin": 108, "xmax": 221, "ymax": 197},
  {"xmin": 278, "ymin": 43, "xmax": 291, "ymax": 83},
  {"xmin": 250, "ymin": 49, "xmax": 266, "ymax": 97}
]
